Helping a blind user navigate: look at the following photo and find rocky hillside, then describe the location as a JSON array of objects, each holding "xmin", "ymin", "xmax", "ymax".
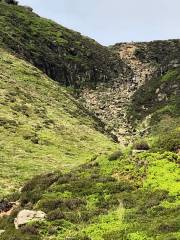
[
  {"xmin": 0, "ymin": 2, "xmax": 179, "ymax": 144},
  {"xmin": 80, "ymin": 40, "xmax": 180, "ymax": 144},
  {"xmin": 0, "ymin": 1, "xmax": 129, "ymax": 89}
]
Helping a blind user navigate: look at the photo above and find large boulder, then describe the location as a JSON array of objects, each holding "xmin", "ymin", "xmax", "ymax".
[{"xmin": 14, "ymin": 210, "xmax": 46, "ymax": 229}]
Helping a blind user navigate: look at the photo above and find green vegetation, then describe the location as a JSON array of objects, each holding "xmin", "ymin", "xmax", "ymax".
[
  {"xmin": 0, "ymin": 151, "xmax": 179, "ymax": 239},
  {"xmin": 0, "ymin": 50, "xmax": 179, "ymax": 238},
  {"xmin": 0, "ymin": 48, "xmax": 118, "ymax": 196}
]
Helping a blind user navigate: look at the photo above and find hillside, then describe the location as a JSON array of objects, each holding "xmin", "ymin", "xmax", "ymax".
[
  {"xmin": 80, "ymin": 41, "xmax": 180, "ymax": 143},
  {"xmin": 0, "ymin": 47, "xmax": 118, "ymax": 196},
  {"xmin": 0, "ymin": 2, "xmax": 179, "ymax": 144},
  {"xmin": 0, "ymin": 2, "xmax": 180, "ymax": 240},
  {"xmin": 0, "ymin": 1, "xmax": 129, "ymax": 89}
]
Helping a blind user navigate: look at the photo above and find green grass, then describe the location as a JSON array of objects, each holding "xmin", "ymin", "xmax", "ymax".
[{"xmin": 0, "ymin": 48, "xmax": 118, "ymax": 196}]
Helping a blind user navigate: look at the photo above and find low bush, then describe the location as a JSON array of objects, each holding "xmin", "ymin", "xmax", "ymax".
[
  {"xmin": 156, "ymin": 131, "xmax": 180, "ymax": 152},
  {"xmin": 47, "ymin": 209, "xmax": 65, "ymax": 221},
  {"xmin": 133, "ymin": 140, "xmax": 150, "ymax": 150},
  {"xmin": 20, "ymin": 225, "xmax": 39, "ymax": 235},
  {"xmin": 0, "ymin": 229, "xmax": 40, "ymax": 240},
  {"xmin": 108, "ymin": 150, "xmax": 123, "ymax": 161}
]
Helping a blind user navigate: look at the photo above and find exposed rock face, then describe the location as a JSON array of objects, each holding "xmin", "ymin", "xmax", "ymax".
[
  {"xmin": 14, "ymin": 210, "xmax": 46, "ymax": 229},
  {"xmin": 79, "ymin": 40, "xmax": 180, "ymax": 144}
]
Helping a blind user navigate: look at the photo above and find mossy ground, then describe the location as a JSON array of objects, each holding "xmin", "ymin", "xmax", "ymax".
[{"xmin": 0, "ymin": 48, "xmax": 118, "ymax": 196}]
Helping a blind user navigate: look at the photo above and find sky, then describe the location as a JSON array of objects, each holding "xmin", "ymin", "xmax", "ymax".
[{"xmin": 18, "ymin": 0, "xmax": 180, "ymax": 46}]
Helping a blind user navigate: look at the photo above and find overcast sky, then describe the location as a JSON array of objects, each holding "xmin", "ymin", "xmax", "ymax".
[{"xmin": 18, "ymin": 0, "xmax": 180, "ymax": 46}]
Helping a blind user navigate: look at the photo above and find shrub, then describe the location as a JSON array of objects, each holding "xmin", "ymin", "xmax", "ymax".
[
  {"xmin": 156, "ymin": 131, "xmax": 180, "ymax": 152},
  {"xmin": 108, "ymin": 151, "xmax": 123, "ymax": 161},
  {"xmin": 4, "ymin": 0, "xmax": 18, "ymax": 5},
  {"xmin": 0, "ymin": 228, "xmax": 40, "ymax": 240},
  {"xmin": 39, "ymin": 199, "xmax": 64, "ymax": 211},
  {"xmin": 21, "ymin": 225, "xmax": 39, "ymax": 235},
  {"xmin": 47, "ymin": 209, "xmax": 65, "ymax": 221},
  {"xmin": 158, "ymin": 221, "xmax": 179, "ymax": 233},
  {"xmin": 133, "ymin": 140, "xmax": 150, "ymax": 150}
]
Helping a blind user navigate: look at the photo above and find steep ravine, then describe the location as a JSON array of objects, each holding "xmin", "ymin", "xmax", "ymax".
[{"xmin": 79, "ymin": 40, "xmax": 180, "ymax": 144}]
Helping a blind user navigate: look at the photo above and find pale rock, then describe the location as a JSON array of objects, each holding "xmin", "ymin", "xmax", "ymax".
[
  {"xmin": 14, "ymin": 210, "xmax": 46, "ymax": 229},
  {"xmin": 0, "ymin": 230, "xmax": 5, "ymax": 235}
]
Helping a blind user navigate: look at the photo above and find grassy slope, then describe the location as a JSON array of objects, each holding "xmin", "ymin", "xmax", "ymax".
[
  {"xmin": 0, "ymin": 48, "xmax": 118, "ymax": 196},
  {"xmin": 1, "ymin": 56, "xmax": 179, "ymax": 238}
]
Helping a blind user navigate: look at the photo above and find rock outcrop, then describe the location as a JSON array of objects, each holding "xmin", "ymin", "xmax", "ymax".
[
  {"xmin": 0, "ymin": 200, "xmax": 13, "ymax": 214},
  {"xmin": 14, "ymin": 210, "xmax": 46, "ymax": 229},
  {"xmin": 79, "ymin": 40, "xmax": 180, "ymax": 144}
]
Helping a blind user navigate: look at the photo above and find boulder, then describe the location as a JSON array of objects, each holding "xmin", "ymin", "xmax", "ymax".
[
  {"xmin": 0, "ymin": 230, "xmax": 5, "ymax": 235},
  {"xmin": 14, "ymin": 210, "xmax": 46, "ymax": 229}
]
